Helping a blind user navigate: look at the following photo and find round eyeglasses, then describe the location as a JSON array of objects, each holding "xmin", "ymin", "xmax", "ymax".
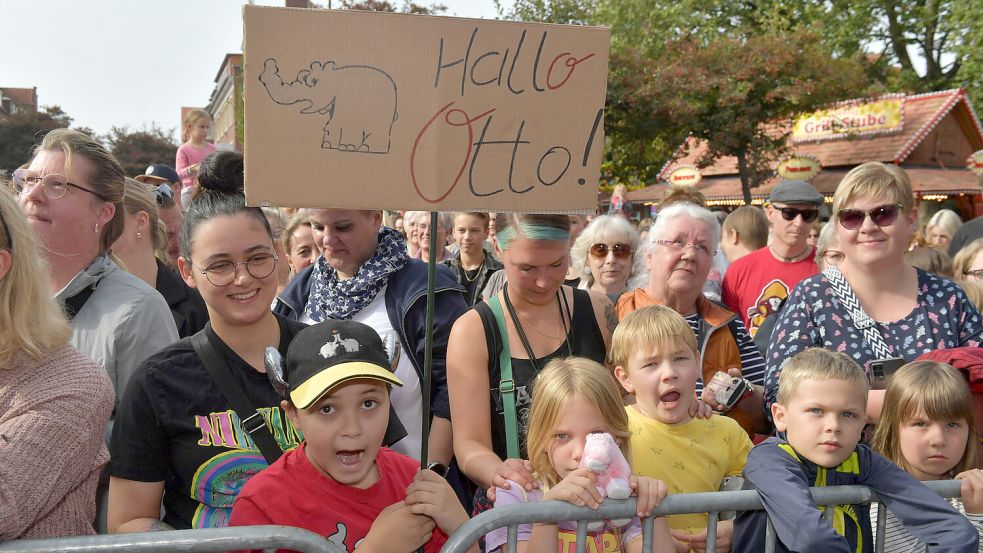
[
  {"xmin": 195, "ymin": 253, "xmax": 278, "ymax": 286},
  {"xmin": 12, "ymin": 168, "xmax": 109, "ymax": 201}
]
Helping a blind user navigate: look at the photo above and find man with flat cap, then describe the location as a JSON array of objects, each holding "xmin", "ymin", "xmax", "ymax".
[{"xmin": 722, "ymin": 180, "xmax": 823, "ymax": 338}]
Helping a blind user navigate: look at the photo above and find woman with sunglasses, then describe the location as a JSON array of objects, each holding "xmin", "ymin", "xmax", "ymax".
[
  {"xmin": 14, "ymin": 129, "xmax": 178, "ymax": 418},
  {"xmin": 0, "ymin": 188, "xmax": 115, "ymax": 539},
  {"xmin": 764, "ymin": 162, "xmax": 983, "ymax": 419},
  {"xmin": 569, "ymin": 214, "xmax": 644, "ymax": 303},
  {"xmin": 108, "ymin": 151, "xmax": 306, "ymax": 532},
  {"xmin": 114, "ymin": 178, "xmax": 208, "ymax": 338},
  {"xmin": 447, "ymin": 213, "xmax": 614, "ymax": 515}
]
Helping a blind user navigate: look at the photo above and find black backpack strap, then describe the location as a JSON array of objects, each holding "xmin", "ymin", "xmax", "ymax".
[
  {"xmin": 475, "ymin": 302, "xmax": 502, "ymax": 376},
  {"xmin": 191, "ymin": 326, "xmax": 283, "ymax": 464},
  {"xmin": 63, "ymin": 284, "xmax": 97, "ymax": 321}
]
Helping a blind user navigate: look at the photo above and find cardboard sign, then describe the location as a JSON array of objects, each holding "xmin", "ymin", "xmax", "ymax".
[
  {"xmin": 243, "ymin": 5, "xmax": 610, "ymax": 212},
  {"xmin": 776, "ymin": 155, "xmax": 821, "ymax": 181},
  {"xmin": 666, "ymin": 165, "xmax": 701, "ymax": 186},
  {"xmin": 792, "ymin": 96, "xmax": 904, "ymax": 143}
]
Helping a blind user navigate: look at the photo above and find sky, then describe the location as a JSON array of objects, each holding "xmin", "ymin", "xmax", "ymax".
[{"xmin": 2, "ymin": 0, "xmax": 511, "ymax": 141}]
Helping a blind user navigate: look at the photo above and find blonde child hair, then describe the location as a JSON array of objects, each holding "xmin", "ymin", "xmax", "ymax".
[
  {"xmin": 609, "ymin": 305, "xmax": 698, "ymax": 368},
  {"xmin": 182, "ymin": 108, "xmax": 211, "ymax": 143},
  {"xmin": 871, "ymin": 361, "xmax": 980, "ymax": 476},
  {"xmin": 776, "ymin": 348, "xmax": 870, "ymax": 405},
  {"xmin": 526, "ymin": 357, "xmax": 631, "ymax": 490}
]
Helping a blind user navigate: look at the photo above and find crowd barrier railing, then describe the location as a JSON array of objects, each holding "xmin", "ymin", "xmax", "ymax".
[
  {"xmin": 440, "ymin": 480, "xmax": 963, "ymax": 553},
  {"xmin": 0, "ymin": 481, "xmax": 962, "ymax": 553},
  {"xmin": 0, "ymin": 525, "xmax": 345, "ymax": 553}
]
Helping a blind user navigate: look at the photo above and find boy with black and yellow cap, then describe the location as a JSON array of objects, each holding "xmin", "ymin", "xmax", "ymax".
[{"xmin": 229, "ymin": 320, "xmax": 471, "ymax": 553}]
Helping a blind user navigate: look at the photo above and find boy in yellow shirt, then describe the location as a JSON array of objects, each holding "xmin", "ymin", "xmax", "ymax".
[{"xmin": 613, "ymin": 305, "xmax": 752, "ymax": 553}]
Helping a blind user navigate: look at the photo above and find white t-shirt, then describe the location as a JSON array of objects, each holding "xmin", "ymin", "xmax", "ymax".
[{"xmin": 299, "ymin": 285, "xmax": 423, "ymax": 460}]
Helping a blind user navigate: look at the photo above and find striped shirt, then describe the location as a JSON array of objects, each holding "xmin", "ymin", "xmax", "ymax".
[
  {"xmin": 684, "ymin": 313, "xmax": 767, "ymax": 395},
  {"xmin": 871, "ymin": 498, "xmax": 983, "ymax": 552}
]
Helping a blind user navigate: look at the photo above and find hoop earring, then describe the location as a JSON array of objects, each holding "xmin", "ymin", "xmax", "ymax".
[{"xmin": 136, "ymin": 232, "xmax": 143, "ymax": 241}]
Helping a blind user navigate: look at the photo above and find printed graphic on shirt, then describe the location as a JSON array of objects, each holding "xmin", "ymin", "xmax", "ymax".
[
  {"xmin": 557, "ymin": 527, "xmax": 627, "ymax": 553},
  {"xmin": 190, "ymin": 407, "xmax": 302, "ymax": 528},
  {"xmin": 326, "ymin": 521, "xmax": 365, "ymax": 552},
  {"xmin": 491, "ymin": 384, "xmax": 534, "ymax": 446},
  {"xmin": 747, "ymin": 280, "xmax": 789, "ymax": 336}
]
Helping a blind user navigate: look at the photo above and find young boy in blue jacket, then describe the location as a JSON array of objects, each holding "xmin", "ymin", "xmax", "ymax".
[{"xmin": 733, "ymin": 348, "xmax": 978, "ymax": 553}]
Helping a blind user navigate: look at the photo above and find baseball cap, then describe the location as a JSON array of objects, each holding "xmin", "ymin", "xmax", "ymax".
[
  {"xmin": 134, "ymin": 164, "xmax": 180, "ymax": 185},
  {"xmin": 286, "ymin": 320, "xmax": 403, "ymax": 409},
  {"xmin": 768, "ymin": 180, "xmax": 823, "ymax": 206}
]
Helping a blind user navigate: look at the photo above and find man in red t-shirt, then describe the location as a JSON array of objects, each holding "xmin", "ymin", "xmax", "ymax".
[{"xmin": 722, "ymin": 180, "xmax": 822, "ymax": 337}]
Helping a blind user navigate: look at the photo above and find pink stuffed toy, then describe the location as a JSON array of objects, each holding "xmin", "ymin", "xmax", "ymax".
[{"xmin": 578, "ymin": 432, "xmax": 633, "ymax": 531}]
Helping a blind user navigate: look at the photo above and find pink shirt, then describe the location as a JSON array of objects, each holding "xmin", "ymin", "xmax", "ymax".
[{"xmin": 175, "ymin": 142, "xmax": 217, "ymax": 188}]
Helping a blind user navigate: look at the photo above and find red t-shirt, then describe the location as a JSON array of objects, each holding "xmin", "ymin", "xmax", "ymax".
[
  {"xmin": 229, "ymin": 444, "xmax": 447, "ymax": 553},
  {"xmin": 721, "ymin": 247, "xmax": 818, "ymax": 337}
]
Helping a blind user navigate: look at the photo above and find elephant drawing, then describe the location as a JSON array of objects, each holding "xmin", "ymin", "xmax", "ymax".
[{"xmin": 259, "ymin": 58, "xmax": 398, "ymax": 154}]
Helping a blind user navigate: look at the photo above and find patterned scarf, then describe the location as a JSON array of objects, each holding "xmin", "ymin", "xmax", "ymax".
[{"xmin": 305, "ymin": 226, "xmax": 408, "ymax": 321}]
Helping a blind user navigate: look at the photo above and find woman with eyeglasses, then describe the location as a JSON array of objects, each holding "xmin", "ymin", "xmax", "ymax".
[
  {"xmin": 569, "ymin": 214, "xmax": 644, "ymax": 303},
  {"xmin": 616, "ymin": 202, "xmax": 770, "ymax": 437},
  {"xmin": 14, "ymin": 129, "xmax": 178, "ymax": 419},
  {"xmin": 764, "ymin": 162, "xmax": 983, "ymax": 420},
  {"xmin": 954, "ymin": 238, "xmax": 983, "ymax": 284},
  {"xmin": 0, "ymin": 187, "xmax": 115, "ymax": 539},
  {"xmin": 447, "ymin": 213, "xmax": 613, "ymax": 516},
  {"xmin": 113, "ymin": 178, "xmax": 208, "ymax": 338},
  {"xmin": 108, "ymin": 151, "xmax": 306, "ymax": 532}
]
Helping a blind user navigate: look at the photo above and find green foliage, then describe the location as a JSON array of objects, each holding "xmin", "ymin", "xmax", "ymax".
[
  {"xmin": 103, "ymin": 124, "xmax": 178, "ymax": 178},
  {"xmin": 0, "ymin": 106, "xmax": 73, "ymax": 175},
  {"xmin": 337, "ymin": 0, "xmax": 447, "ymax": 13},
  {"xmin": 497, "ymin": 0, "xmax": 596, "ymax": 24}
]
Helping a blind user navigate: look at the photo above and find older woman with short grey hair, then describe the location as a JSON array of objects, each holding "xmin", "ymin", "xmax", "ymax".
[
  {"xmin": 569, "ymin": 214, "xmax": 645, "ymax": 302},
  {"xmin": 617, "ymin": 202, "xmax": 769, "ymax": 436}
]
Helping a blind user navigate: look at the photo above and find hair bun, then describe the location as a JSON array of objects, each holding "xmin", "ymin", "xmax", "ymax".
[{"xmin": 196, "ymin": 151, "xmax": 244, "ymax": 195}]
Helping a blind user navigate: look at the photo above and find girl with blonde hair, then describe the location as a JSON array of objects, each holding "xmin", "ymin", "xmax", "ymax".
[
  {"xmin": 871, "ymin": 361, "xmax": 983, "ymax": 550},
  {"xmin": 0, "ymin": 187, "xmax": 114, "ymax": 538},
  {"xmin": 485, "ymin": 357, "xmax": 672, "ymax": 553},
  {"xmin": 176, "ymin": 108, "xmax": 217, "ymax": 190}
]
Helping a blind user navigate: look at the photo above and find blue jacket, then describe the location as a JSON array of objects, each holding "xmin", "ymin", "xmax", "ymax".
[
  {"xmin": 733, "ymin": 437, "xmax": 977, "ymax": 553},
  {"xmin": 273, "ymin": 258, "xmax": 467, "ymax": 419}
]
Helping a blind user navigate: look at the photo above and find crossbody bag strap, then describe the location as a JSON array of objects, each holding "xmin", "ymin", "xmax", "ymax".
[
  {"xmin": 191, "ymin": 327, "xmax": 284, "ymax": 464},
  {"xmin": 487, "ymin": 294, "xmax": 520, "ymax": 459},
  {"xmin": 822, "ymin": 266, "xmax": 894, "ymax": 359},
  {"xmin": 63, "ymin": 283, "xmax": 97, "ymax": 321}
]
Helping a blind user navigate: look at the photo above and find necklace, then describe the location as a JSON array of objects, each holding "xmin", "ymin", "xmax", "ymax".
[
  {"xmin": 769, "ymin": 244, "xmax": 811, "ymax": 263},
  {"xmin": 502, "ymin": 283, "xmax": 572, "ymax": 372},
  {"xmin": 462, "ymin": 257, "xmax": 485, "ymax": 282}
]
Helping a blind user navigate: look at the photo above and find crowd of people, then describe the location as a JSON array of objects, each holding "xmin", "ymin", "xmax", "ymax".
[{"xmin": 4, "ymin": 117, "xmax": 983, "ymax": 553}]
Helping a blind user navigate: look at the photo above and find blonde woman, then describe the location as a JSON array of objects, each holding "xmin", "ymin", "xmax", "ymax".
[
  {"xmin": 113, "ymin": 178, "xmax": 208, "ymax": 338},
  {"xmin": 0, "ymin": 187, "xmax": 114, "ymax": 538},
  {"xmin": 925, "ymin": 208, "xmax": 962, "ymax": 249},
  {"xmin": 765, "ymin": 162, "xmax": 983, "ymax": 419},
  {"xmin": 954, "ymin": 238, "xmax": 983, "ymax": 282}
]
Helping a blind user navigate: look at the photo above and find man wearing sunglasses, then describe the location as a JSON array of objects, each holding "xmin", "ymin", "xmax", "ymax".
[
  {"xmin": 134, "ymin": 164, "xmax": 184, "ymax": 267},
  {"xmin": 722, "ymin": 180, "xmax": 823, "ymax": 338}
]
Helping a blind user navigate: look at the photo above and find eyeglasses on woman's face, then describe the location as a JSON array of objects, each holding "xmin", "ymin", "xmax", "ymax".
[
  {"xmin": 965, "ymin": 269, "xmax": 983, "ymax": 282},
  {"xmin": 836, "ymin": 203, "xmax": 903, "ymax": 231},
  {"xmin": 12, "ymin": 168, "xmax": 108, "ymax": 202},
  {"xmin": 653, "ymin": 238, "xmax": 713, "ymax": 256},
  {"xmin": 194, "ymin": 252, "xmax": 278, "ymax": 286}
]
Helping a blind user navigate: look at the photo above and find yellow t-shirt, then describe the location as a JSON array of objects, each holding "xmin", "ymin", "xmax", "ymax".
[{"xmin": 627, "ymin": 406, "xmax": 752, "ymax": 536}]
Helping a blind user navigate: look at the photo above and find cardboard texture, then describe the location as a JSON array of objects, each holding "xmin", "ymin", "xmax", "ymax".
[{"xmin": 243, "ymin": 5, "xmax": 610, "ymax": 212}]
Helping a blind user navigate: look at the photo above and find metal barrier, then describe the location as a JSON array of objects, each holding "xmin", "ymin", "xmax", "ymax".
[
  {"xmin": 0, "ymin": 526, "xmax": 345, "ymax": 553},
  {"xmin": 440, "ymin": 480, "xmax": 963, "ymax": 553}
]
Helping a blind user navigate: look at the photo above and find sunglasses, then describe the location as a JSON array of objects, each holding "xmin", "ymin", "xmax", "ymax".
[
  {"xmin": 152, "ymin": 184, "xmax": 173, "ymax": 207},
  {"xmin": 589, "ymin": 243, "xmax": 633, "ymax": 259},
  {"xmin": 836, "ymin": 203, "xmax": 903, "ymax": 231},
  {"xmin": 775, "ymin": 206, "xmax": 819, "ymax": 223}
]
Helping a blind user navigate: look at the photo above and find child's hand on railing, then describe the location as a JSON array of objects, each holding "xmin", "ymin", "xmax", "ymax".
[
  {"xmin": 629, "ymin": 475, "xmax": 668, "ymax": 519},
  {"xmin": 543, "ymin": 467, "xmax": 603, "ymax": 509},
  {"xmin": 956, "ymin": 469, "xmax": 983, "ymax": 514}
]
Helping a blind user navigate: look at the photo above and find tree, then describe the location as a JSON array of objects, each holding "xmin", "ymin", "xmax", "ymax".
[
  {"xmin": 618, "ymin": 33, "xmax": 872, "ymax": 204},
  {"xmin": 103, "ymin": 124, "xmax": 179, "ymax": 178},
  {"xmin": 335, "ymin": 0, "xmax": 447, "ymax": 13},
  {"xmin": 0, "ymin": 105, "xmax": 75, "ymax": 175}
]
